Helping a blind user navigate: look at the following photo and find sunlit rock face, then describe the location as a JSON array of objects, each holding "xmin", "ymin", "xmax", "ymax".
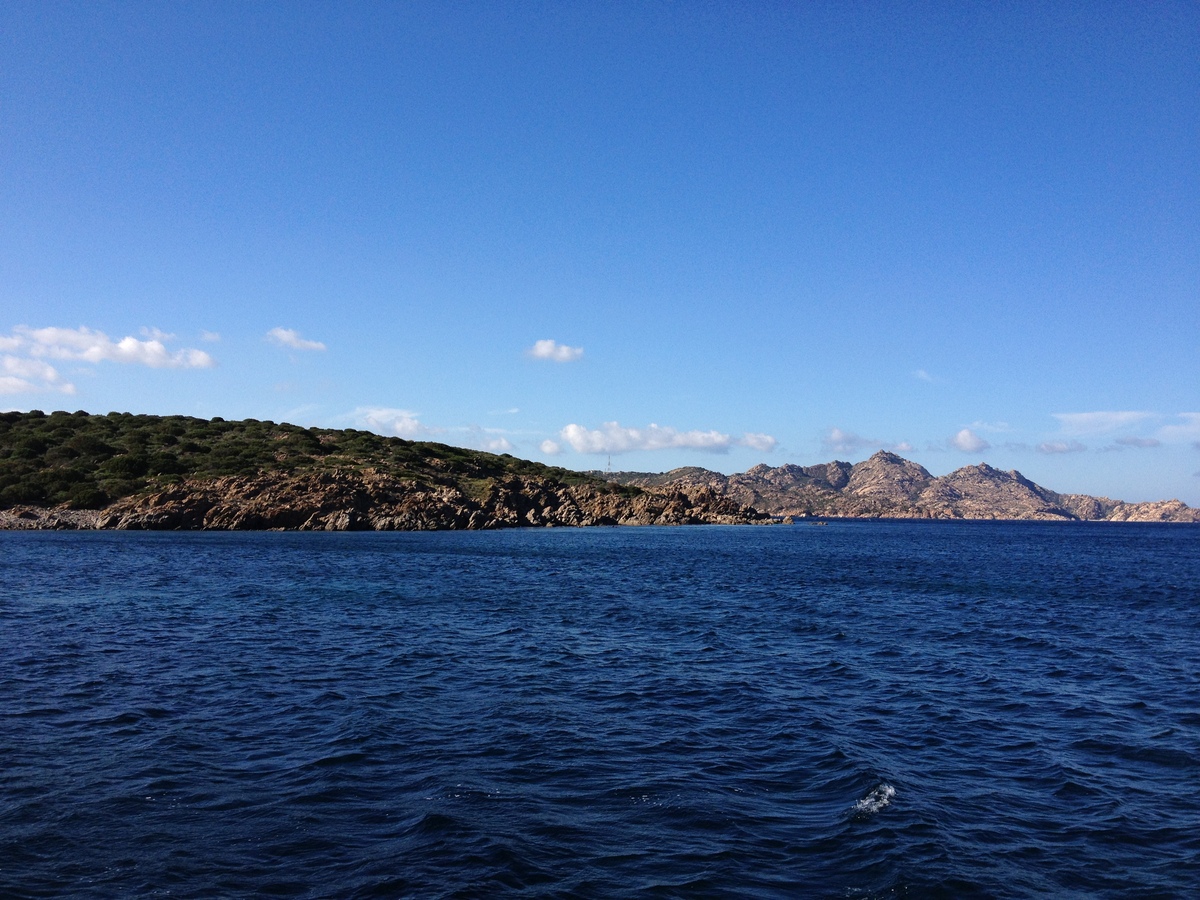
[{"xmin": 607, "ymin": 452, "xmax": 1200, "ymax": 522}]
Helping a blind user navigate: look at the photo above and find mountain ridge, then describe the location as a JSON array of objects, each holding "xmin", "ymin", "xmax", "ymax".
[{"xmin": 599, "ymin": 450, "xmax": 1199, "ymax": 523}]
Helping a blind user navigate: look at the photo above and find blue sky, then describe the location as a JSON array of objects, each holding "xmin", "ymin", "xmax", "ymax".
[{"xmin": 2, "ymin": 1, "xmax": 1198, "ymax": 503}]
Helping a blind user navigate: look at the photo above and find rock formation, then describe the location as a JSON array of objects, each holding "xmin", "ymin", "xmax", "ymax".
[
  {"xmin": 2, "ymin": 410, "xmax": 1195, "ymax": 528},
  {"xmin": 604, "ymin": 451, "xmax": 1200, "ymax": 523},
  {"xmin": 0, "ymin": 469, "xmax": 763, "ymax": 531}
]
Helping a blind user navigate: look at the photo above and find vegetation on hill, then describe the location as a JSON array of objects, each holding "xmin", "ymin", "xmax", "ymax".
[{"xmin": 0, "ymin": 409, "xmax": 617, "ymax": 511}]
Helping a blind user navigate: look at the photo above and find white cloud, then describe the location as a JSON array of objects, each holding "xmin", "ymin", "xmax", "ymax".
[
  {"xmin": 267, "ymin": 327, "xmax": 326, "ymax": 351},
  {"xmin": 1038, "ymin": 440, "xmax": 1087, "ymax": 454},
  {"xmin": 1114, "ymin": 436, "xmax": 1160, "ymax": 449},
  {"xmin": 821, "ymin": 428, "xmax": 912, "ymax": 456},
  {"xmin": 1, "ymin": 354, "xmax": 77, "ymax": 396},
  {"xmin": 355, "ymin": 407, "xmax": 438, "ymax": 439},
  {"xmin": 950, "ymin": 428, "xmax": 991, "ymax": 453},
  {"xmin": 969, "ymin": 420, "xmax": 1011, "ymax": 433},
  {"xmin": 1053, "ymin": 411, "xmax": 1154, "ymax": 435},
  {"xmin": 0, "ymin": 326, "xmax": 213, "ymax": 393},
  {"xmin": 0, "ymin": 376, "xmax": 35, "ymax": 394},
  {"xmin": 11, "ymin": 325, "xmax": 216, "ymax": 368},
  {"xmin": 1158, "ymin": 413, "xmax": 1200, "ymax": 444},
  {"xmin": 540, "ymin": 439, "xmax": 562, "ymax": 455},
  {"xmin": 560, "ymin": 421, "xmax": 733, "ymax": 454},
  {"xmin": 2, "ymin": 355, "xmax": 71, "ymax": 389},
  {"xmin": 201, "ymin": 330, "xmax": 221, "ymax": 342},
  {"xmin": 739, "ymin": 432, "xmax": 778, "ymax": 453},
  {"xmin": 528, "ymin": 339, "xmax": 583, "ymax": 363},
  {"xmin": 140, "ymin": 326, "xmax": 176, "ymax": 342},
  {"xmin": 914, "ymin": 369, "xmax": 935, "ymax": 382},
  {"xmin": 459, "ymin": 424, "xmax": 517, "ymax": 454},
  {"xmin": 822, "ymin": 428, "xmax": 874, "ymax": 454}
]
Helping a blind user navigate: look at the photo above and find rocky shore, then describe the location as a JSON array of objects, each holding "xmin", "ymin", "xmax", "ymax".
[
  {"xmin": 2, "ymin": 411, "xmax": 1195, "ymax": 529},
  {"xmin": 0, "ymin": 469, "xmax": 763, "ymax": 531}
]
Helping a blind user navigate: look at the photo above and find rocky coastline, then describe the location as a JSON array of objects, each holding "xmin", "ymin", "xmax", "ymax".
[
  {"xmin": 0, "ymin": 469, "xmax": 762, "ymax": 531},
  {"xmin": 2, "ymin": 411, "xmax": 1196, "ymax": 530}
]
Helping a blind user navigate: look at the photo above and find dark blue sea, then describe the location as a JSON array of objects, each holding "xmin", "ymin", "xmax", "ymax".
[{"xmin": 2, "ymin": 522, "xmax": 1198, "ymax": 898}]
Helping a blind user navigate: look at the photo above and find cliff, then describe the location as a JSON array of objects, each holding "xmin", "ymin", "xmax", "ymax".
[{"xmin": 604, "ymin": 451, "xmax": 1200, "ymax": 523}]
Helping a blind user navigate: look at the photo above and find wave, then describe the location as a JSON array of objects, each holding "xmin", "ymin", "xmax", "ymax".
[{"xmin": 853, "ymin": 782, "xmax": 895, "ymax": 815}]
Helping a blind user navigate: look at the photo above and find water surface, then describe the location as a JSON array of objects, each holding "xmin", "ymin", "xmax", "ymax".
[{"xmin": 2, "ymin": 522, "xmax": 1198, "ymax": 897}]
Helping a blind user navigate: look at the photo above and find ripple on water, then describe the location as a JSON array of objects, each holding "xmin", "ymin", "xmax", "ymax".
[{"xmin": 1, "ymin": 523, "xmax": 1198, "ymax": 898}]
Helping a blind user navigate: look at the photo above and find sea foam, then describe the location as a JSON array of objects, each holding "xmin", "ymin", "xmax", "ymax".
[{"xmin": 854, "ymin": 783, "xmax": 895, "ymax": 815}]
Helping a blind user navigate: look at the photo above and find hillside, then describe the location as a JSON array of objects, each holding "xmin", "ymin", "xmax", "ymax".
[
  {"xmin": 0, "ymin": 410, "xmax": 760, "ymax": 530},
  {"xmin": 601, "ymin": 451, "xmax": 1200, "ymax": 523}
]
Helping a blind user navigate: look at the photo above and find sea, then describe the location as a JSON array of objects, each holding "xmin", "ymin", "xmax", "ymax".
[{"xmin": 1, "ymin": 521, "xmax": 1198, "ymax": 898}]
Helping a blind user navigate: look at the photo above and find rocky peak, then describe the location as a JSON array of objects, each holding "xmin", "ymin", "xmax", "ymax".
[
  {"xmin": 846, "ymin": 452, "xmax": 934, "ymax": 501},
  {"xmin": 601, "ymin": 452, "xmax": 1200, "ymax": 522}
]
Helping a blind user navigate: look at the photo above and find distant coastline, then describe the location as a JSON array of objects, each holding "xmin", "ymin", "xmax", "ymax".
[
  {"xmin": 1, "ymin": 411, "xmax": 1196, "ymax": 530},
  {"xmin": 597, "ymin": 451, "xmax": 1200, "ymax": 524}
]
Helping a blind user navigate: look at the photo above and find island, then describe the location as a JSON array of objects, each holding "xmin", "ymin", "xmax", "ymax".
[
  {"xmin": 0, "ymin": 410, "xmax": 757, "ymax": 529},
  {"xmin": 1, "ymin": 411, "xmax": 1196, "ymax": 529},
  {"xmin": 598, "ymin": 451, "xmax": 1200, "ymax": 523}
]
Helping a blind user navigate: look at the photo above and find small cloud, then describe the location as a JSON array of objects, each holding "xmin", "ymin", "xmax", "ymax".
[
  {"xmin": 914, "ymin": 369, "xmax": 935, "ymax": 382},
  {"xmin": 461, "ymin": 424, "xmax": 517, "ymax": 454},
  {"xmin": 739, "ymin": 432, "xmax": 778, "ymax": 453},
  {"xmin": 822, "ymin": 428, "xmax": 910, "ymax": 456},
  {"xmin": 1038, "ymin": 440, "xmax": 1087, "ymax": 454},
  {"xmin": 822, "ymin": 428, "xmax": 875, "ymax": 454},
  {"xmin": 1, "ymin": 355, "xmax": 76, "ymax": 395},
  {"xmin": 140, "ymin": 326, "xmax": 176, "ymax": 342},
  {"xmin": 201, "ymin": 330, "xmax": 221, "ymax": 342},
  {"xmin": 355, "ymin": 407, "xmax": 438, "ymax": 439},
  {"xmin": 267, "ymin": 327, "xmax": 326, "ymax": 351},
  {"xmin": 528, "ymin": 339, "xmax": 583, "ymax": 363},
  {"xmin": 970, "ymin": 420, "xmax": 1010, "ymax": 433},
  {"xmin": 560, "ymin": 421, "xmax": 732, "ymax": 454},
  {"xmin": 540, "ymin": 439, "xmax": 562, "ymax": 455},
  {"xmin": 1158, "ymin": 413, "xmax": 1200, "ymax": 444},
  {"xmin": 1053, "ymin": 411, "xmax": 1154, "ymax": 435},
  {"xmin": 1114, "ymin": 436, "xmax": 1160, "ymax": 449},
  {"xmin": 950, "ymin": 428, "xmax": 990, "ymax": 453},
  {"xmin": 490, "ymin": 407, "xmax": 520, "ymax": 415}
]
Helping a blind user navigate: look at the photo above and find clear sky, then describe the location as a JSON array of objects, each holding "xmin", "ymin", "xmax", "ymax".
[{"xmin": 2, "ymin": 1, "xmax": 1198, "ymax": 504}]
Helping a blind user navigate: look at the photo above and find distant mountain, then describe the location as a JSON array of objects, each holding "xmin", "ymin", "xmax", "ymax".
[
  {"xmin": 600, "ymin": 451, "xmax": 1200, "ymax": 523},
  {"xmin": 0, "ymin": 410, "xmax": 761, "ymax": 530}
]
